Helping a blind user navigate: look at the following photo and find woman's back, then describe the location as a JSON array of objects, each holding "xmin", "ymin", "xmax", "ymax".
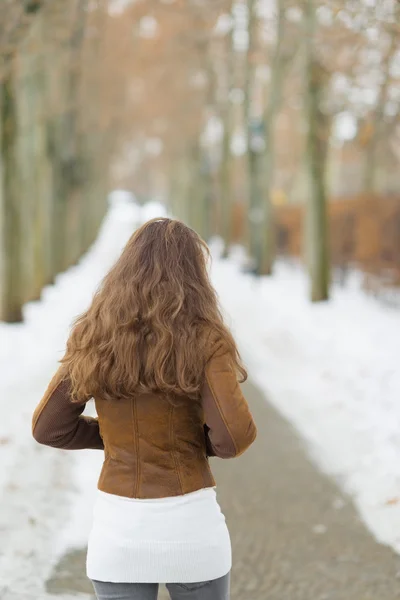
[
  {"xmin": 32, "ymin": 217, "xmax": 257, "ymax": 597},
  {"xmin": 33, "ymin": 337, "xmax": 256, "ymax": 499},
  {"xmin": 96, "ymin": 389, "xmax": 212, "ymax": 499}
]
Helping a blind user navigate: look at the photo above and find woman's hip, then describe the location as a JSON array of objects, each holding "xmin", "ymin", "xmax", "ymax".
[{"xmin": 91, "ymin": 572, "xmax": 231, "ymax": 600}]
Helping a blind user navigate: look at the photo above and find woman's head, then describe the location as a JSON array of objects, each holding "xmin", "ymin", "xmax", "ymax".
[{"xmin": 63, "ymin": 217, "xmax": 246, "ymax": 401}]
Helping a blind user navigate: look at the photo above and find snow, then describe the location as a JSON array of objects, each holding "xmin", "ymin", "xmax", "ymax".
[
  {"xmin": 0, "ymin": 193, "xmax": 163, "ymax": 598},
  {"xmin": 1, "ymin": 195, "xmax": 400, "ymax": 596},
  {"xmin": 210, "ymin": 246, "xmax": 400, "ymax": 553}
]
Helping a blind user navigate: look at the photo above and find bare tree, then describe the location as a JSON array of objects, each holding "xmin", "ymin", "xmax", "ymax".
[
  {"xmin": 304, "ymin": 0, "xmax": 330, "ymax": 301},
  {"xmin": 362, "ymin": 4, "xmax": 400, "ymax": 193},
  {"xmin": 250, "ymin": 1, "xmax": 297, "ymax": 275},
  {"xmin": 0, "ymin": 0, "xmax": 109, "ymax": 322},
  {"xmin": 218, "ymin": 3, "xmax": 235, "ymax": 256}
]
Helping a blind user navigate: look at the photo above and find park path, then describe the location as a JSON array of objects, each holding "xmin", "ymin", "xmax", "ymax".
[{"xmin": 43, "ymin": 379, "xmax": 400, "ymax": 600}]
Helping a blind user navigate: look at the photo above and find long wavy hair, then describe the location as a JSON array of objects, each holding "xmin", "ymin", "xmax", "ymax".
[{"xmin": 62, "ymin": 217, "xmax": 247, "ymax": 402}]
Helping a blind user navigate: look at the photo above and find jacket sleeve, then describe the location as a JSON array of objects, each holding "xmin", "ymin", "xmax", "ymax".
[
  {"xmin": 32, "ymin": 366, "xmax": 104, "ymax": 450},
  {"xmin": 202, "ymin": 341, "xmax": 257, "ymax": 459}
]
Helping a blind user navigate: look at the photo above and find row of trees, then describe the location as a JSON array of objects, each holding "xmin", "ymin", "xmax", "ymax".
[
  {"xmin": 0, "ymin": 1, "xmax": 110, "ymax": 322},
  {"xmin": 1, "ymin": 1, "xmax": 399, "ymax": 320},
  {"xmin": 107, "ymin": 0, "xmax": 400, "ymax": 302}
]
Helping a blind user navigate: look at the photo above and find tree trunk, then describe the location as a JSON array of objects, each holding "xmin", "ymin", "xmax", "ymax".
[
  {"xmin": 29, "ymin": 16, "xmax": 53, "ymax": 298},
  {"xmin": 251, "ymin": 3, "xmax": 291, "ymax": 276},
  {"xmin": 219, "ymin": 4, "xmax": 235, "ymax": 257},
  {"xmin": 49, "ymin": 0, "xmax": 89, "ymax": 273},
  {"xmin": 188, "ymin": 141, "xmax": 209, "ymax": 240},
  {"xmin": 81, "ymin": 0, "xmax": 109, "ymax": 250},
  {"xmin": 244, "ymin": 0, "xmax": 258, "ymax": 259},
  {"xmin": 170, "ymin": 155, "xmax": 191, "ymax": 223},
  {"xmin": 201, "ymin": 161, "xmax": 213, "ymax": 242},
  {"xmin": 304, "ymin": 0, "xmax": 330, "ymax": 302},
  {"xmin": 66, "ymin": 0, "xmax": 90, "ymax": 266},
  {"xmin": 0, "ymin": 66, "xmax": 23, "ymax": 322},
  {"xmin": 220, "ymin": 122, "xmax": 233, "ymax": 255},
  {"xmin": 49, "ymin": 112, "xmax": 70, "ymax": 273},
  {"xmin": 167, "ymin": 161, "xmax": 180, "ymax": 218}
]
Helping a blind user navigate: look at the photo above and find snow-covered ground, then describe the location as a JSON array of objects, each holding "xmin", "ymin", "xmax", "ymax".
[
  {"xmin": 1, "ymin": 193, "xmax": 400, "ymax": 596},
  {"xmin": 211, "ymin": 246, "xmax": 400, "ymax": 553},
  {"xmin": 0, "ymin": 193, "xmax": 165, "ymax": 598}
]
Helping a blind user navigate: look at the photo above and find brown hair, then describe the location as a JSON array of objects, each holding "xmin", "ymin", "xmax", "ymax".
[{"xmin": 62, "ymin": 218, "xmax": 246, "ymax": 402}]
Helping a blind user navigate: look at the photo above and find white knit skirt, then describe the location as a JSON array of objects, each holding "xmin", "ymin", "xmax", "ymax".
[{"xmin": 86, "ymin": 487, "xmax": 232, "ymax": 584}]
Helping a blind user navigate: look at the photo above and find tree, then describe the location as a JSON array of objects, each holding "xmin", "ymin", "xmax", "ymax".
[
  {"xmin": 0, "ymin": 1, "xmax": 50, "ymax": 320},
  {"xmin": 0, "ymin": 0, "xmax": 110, "ymax": 322},
  {"xmin": 304, "ymin": 0, "xmax": 330, "ymax": 302},
  {"xmin": 250, "ymin": 1, "xmax": 297, "ymax": 275},
  {"xmin": 362, "ymin": 3, "xmax": 400, "ymax": 193},
  {"xmin": 244, "ymin": 0, "xmax": 258, "ymax": 260},
  {"xmin": 218, "ymin": 5, "xmax": 235, "ymax": 256},
  {"xmin": 0, "ymin": 62, "xmax": 23, "ymax": 321}
]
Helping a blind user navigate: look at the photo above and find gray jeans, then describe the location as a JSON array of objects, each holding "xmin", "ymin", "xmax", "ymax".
[{"xmin": 91, "ymin": 573, "xmax": 230, "ymax": 600}]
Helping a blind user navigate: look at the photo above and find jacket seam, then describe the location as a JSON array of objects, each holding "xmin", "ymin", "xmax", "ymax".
[
  {"xmin": 205, "ymin": 371, "xmax": 238, "ymax": 455},
  {"xmin": 169, "ymin": 404, "xmax": 183, "ymax": 494},
  {"xmin": 131, "ymin": 399, "xmax": 140, "ymax": 497}
]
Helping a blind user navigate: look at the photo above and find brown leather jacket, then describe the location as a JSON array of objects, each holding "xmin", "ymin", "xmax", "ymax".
[{"xmin": 32, "ymin": 340, "xmax": 257, "ymax": 498}]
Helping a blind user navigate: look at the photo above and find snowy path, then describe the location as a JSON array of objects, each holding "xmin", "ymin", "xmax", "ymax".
[
  {"xmin": 43, "ymin": 377, "xmax": 400, "ymax": 600},
  {"xmin": 0, "ymin": 195, "xmax": 154, "ymax": 598},
  {"xmin": 1, "ymin": 196, "xmax": 400, "ymax": 597},
  {"xmin": 211, "ymin": 248, "xmax": 400, "ymax": 553}
]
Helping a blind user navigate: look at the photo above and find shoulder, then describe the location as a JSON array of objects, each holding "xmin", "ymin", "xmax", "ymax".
[{"xmin": 205, "ymin": 330, "xmax": 231, "ymax": 363}]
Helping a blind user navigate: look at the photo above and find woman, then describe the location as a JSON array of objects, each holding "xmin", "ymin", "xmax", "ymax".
[{"xmin": 32, "ymin": 218, "xmax": 257, "ymax": 600}]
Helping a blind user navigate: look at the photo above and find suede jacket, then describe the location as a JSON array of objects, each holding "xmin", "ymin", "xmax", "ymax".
[{"xmin": 32, "ymin": 340, "xmax": 257, "ymax": 499}]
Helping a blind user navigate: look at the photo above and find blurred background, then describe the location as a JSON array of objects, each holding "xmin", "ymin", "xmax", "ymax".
[{"xmin": 1, "ymin": 1, "xmax": 400, "ymax": 599}]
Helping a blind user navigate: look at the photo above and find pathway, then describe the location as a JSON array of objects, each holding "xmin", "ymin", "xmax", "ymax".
[{"xmin": 42, "ymin": 379, "xmax": 400, "ymax": 600}]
